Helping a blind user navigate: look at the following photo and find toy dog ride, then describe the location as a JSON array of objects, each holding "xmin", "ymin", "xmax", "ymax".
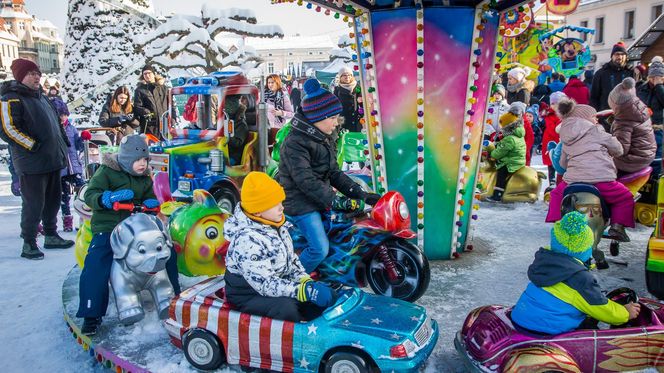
[
  {"xmin": 290, "ymin": 191, "xmax": 430, "ymax": 302},
  {"xmin": 478, "ymin": 142, "xmax": 546, "ymax": 203},
  {"xmin": 455, "ymin": 288, "xmax": 664, "ymax": 372},
  {"xmin": 165, "ymin": 276, "xmax": 438, "ymax": 372},
  {"xmin": 149, "ymin": 71, "xmax": 272, "ymax": 213}
]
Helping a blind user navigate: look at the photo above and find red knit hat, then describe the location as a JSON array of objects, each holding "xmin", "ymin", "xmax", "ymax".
[{"xmin": 11, "ymin": 58, "xmax": 41, "ymax": 83}]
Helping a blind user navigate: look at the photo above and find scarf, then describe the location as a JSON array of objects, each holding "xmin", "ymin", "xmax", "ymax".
[
  {"xmin": 339, "ymin": 80, "xmax": 357, "ymax": 92},
  {"xmin": 506, "ymin": 81, "xmax": 523, "ymax": 93},
  {"xmin": 264, "ymin": 88, "xmax": 285, "ymax": 111}
]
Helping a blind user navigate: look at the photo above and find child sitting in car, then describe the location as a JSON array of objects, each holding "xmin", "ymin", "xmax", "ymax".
[
  {"xmin": 511, "ymin": 211, "xmax": 640, "ymax": 334},
  {"xmin": 224, "ymin": 171, "xmax": 338, "ymax": 322}
]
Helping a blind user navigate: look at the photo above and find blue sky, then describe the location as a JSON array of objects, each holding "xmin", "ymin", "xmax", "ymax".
[{"xmin": 26, "ymin": 0, "xmax": 348, "ymax": 36}]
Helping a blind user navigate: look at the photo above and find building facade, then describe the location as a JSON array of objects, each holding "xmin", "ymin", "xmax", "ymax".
[
  {"xmin": 248, "ymin": 34, "xmax": 337, "ymax": 77},
  {"xmin": 0, "ymin": 0, "xmax": 63, "ymax": 74},
  {"xmin": 565, "ymin": 0, "xmax": 664, "ymax": 68}
]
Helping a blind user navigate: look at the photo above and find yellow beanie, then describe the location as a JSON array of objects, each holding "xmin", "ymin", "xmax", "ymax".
[
  {"xmin": 499, "ymin": 112, "xmax": 518, "ymax": 127},
  {"xmin": 241, "ymin": 171, "xmax": 286, "ymax": 214}
]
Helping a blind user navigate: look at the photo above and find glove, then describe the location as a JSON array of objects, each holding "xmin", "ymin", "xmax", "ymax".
[
  {"xmin": 297, "ymin": 278, "xmax": 338, "ymax": 308},
  {"xmin": 332, "ymin": 195, "xmax": 364, "ymax": 211},
  {"xmin": 101, "ymin": 189, "xmax": 134, "ymax": 209},
  {"xmin": 143, "ymin": 199, "xmax": 160, "ymax": 209},
  {"xmin": 118, "ymin": 115, "xmax": 130, "ymax": 124},
  {"xmin": 364, "ymin": 193, "xmax": 381, "ymax": 206}
]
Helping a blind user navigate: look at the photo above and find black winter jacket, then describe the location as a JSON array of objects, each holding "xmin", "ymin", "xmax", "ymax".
[
  {"xmin": 334, "ymin": 85, "xmax": 362, "ymax": 132},
  {"xmin": 507, "ymin": 87, "xmax": 530, "ymax": 106},
  {"xmin": 133, "ymin": 80, "xmax": 168, "ymax": 135},
  {"xmin": 637, "ymin": 82, "xmax": 664, "ymax": 125},
  {"xmin": 0, "ymin": 81, "xmax": 68, "ymax": 175},
  {"xmin": 590, "ymin": 62, "xmax": 634, "ymax": 111},
  {"xmin": 278, "ymin": 111, "xmax": 366, "ymax": 216},
  {"xmin": 98, "ymin": 103, "xmax": 140, "ymax": 129}
]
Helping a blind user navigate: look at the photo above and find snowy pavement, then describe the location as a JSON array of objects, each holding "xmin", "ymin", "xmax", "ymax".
[{"xmin": 0, "ymin": 157, "xmax": 658, "ymax": 372}]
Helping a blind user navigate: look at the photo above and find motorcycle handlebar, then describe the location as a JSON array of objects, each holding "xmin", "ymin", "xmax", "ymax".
[{"xmin": 112, "ymin": 201, "xmax": 160, "ymax": 214}]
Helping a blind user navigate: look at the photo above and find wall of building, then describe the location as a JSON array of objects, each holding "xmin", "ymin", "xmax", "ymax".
[{"xmin": 566, "ymin": 0, "xmax": 664, "ymax": 68}]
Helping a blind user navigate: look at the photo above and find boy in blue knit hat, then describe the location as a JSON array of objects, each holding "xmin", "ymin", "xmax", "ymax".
[
  {"xmin": 278, "ymin": 78, "xmax": 381, "ymax": 273},
  {"xmin": 511, "ymin": 211, "xmax": 640, "ymax": 334}
]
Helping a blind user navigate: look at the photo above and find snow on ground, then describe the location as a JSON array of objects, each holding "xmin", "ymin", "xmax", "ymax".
[{"xmin": 0, "ymin": 154, "xmax": 658, "ymax": 372}]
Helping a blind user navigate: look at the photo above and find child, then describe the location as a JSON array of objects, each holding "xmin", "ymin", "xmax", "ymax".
[
  {"xmin": 522, "ymin": 104, "xmax": 535, "ymax": 166},
  {"xmin": 512, "ymin": 211, "xmax": 640, "ymax": 334},
  {"xmin": 485, "ymin": 84, "xmax": 510, "ymax": 139},
  {"xmin": 541, "ymin": 92, "xmax": 567, "ymax": 186},
  {"xmin": 545, "ymin": 99, "xmax": 634, "ymax": 242},
  {"xmin": 608, "ymin": 77, "xmax": 656, "ymax": 175},
  {"xmin": 76, "ymin": 135, "xmax": 180, "ymax": 335},
  {"xmin": 526, "ymin": 104, "xmax": 542, "ymax": 155},
  {"xmin": 279, "ymin": 79, "xmax": 381, "ymax": 273},
  {"xmin": 51, "ymin": 98, "xmax": 85, "ymax": 232},
  {"xmin": 487, "ymin": 102, "xmax": 527, "ymax": 202},
  {"xmin": 224, "ymin": 171, "xmax": 337, "ymax": 322}
]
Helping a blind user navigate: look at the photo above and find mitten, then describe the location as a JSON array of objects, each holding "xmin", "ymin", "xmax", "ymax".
[
  {"xmin": 297, "ymin": 278, "xmax": 338, "ymax": 308},
  {"xmin": 332, "ymin": 195, "xmax": 364, "ymax": 211},
  {"xmin": 143, "ymin": 199, "xmax": 160, "ymax": 209},
  {"xmin": 101, "ymin": 189, "xmax": 134, "ymax": 209},
  {"xmin": 364, "ymin": 193, "xmax": 381, "ymax": 206}
]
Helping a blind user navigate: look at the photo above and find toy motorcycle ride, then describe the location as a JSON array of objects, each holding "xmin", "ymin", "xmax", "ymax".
[
  {"xmin": 289, "ymin": 191, "xmax": 430, "ymax": 303},
  {"xmin": 477, "ymin": 141, "xmax": 546, "ymax": 203},
  {"xmin": 455, "ymin": 287, "xmax": 664, "ymax": 372}
]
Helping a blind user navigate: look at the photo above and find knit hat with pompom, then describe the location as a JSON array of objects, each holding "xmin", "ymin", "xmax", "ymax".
[
  {"xmin": 499, "ymin": 101, "xmax": 526, "ymax": 127},
  {"xmin": 550, "ymin": 211, "xmax": 594, "ymax": 262},
  {"xmin": 556, "ymin": 98, "xmax": 597, "ymax": 123},
  {"xmin": 608, "ymin": 77, "xmax": 637, "ymax": 108},
  {"xmin": 300, "ymin": 78, "xmax": 342, "ymax": 123}
]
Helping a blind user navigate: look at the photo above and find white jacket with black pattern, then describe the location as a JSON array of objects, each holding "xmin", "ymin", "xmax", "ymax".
[{"xmin": 224, "ymin": 204, "xmax": 308, "ymax": 298}]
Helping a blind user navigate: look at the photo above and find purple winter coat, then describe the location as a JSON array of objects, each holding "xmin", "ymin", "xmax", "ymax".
[
  {"xmin": 61, "ymin": 120, "xmax": 84, "ymax": 177},
  {"xmin": 559, "ymin": 117, "xmax": 623, "ymax": 184}
]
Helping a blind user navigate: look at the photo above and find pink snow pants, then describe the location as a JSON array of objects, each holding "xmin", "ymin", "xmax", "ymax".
[{"xmin": 546, "ymin": 180, "xmax": 635, "ymax": 227}]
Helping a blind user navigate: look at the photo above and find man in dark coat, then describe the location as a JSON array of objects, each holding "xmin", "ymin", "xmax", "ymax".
[
  {"xmin": 133, "ymin": 65, "xmax": 168, "ymax": 137},
  {"xmin": 590, "ymin": 42, "xmax": 634, "ymax": 111},
  {"xmin": 279, "ymin": 78, "xmax": 380, "ymax": 273},
  {"xmin": 0, "ymin": 59, "xmax": 74, "ymax": 259}
]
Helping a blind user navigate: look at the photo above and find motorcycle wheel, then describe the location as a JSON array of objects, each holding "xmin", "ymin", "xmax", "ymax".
[{"xmin": 366, "ymin": 239, "xmax": 430, "ymax": 302}]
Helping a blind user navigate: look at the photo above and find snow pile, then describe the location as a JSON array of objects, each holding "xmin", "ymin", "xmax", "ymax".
[
  {"xmin": 135, "ymin": 5, "xmax": 283, "ymax": 74},
  {"xmin": 62, "ymin": 0, "xmax": 155, "ymax": 126}
]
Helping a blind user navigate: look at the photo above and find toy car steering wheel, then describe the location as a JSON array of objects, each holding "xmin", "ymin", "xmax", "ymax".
[{"xmin": 606, "ymin": 287, "xmax": 638, "ymax": 305}]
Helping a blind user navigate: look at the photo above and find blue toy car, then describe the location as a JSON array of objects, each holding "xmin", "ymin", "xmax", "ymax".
[{"xmin": 164, "ymin": 276, "xmax": 438, "ymax": 372}]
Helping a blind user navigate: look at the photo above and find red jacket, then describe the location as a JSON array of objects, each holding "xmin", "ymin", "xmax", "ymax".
[
  {"xmin": 562, "ymin": 77, "xmax": 590, "ymax": 105},
  {"xmin": 541, "ymin": 107, "xmax": 561, "ymax": 166},
  {"xmin": 523, "ymin": 115, "xmax": 535, "ymax": 166}
]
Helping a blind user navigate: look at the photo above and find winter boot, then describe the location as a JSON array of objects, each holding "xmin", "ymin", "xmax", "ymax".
[
  {"xmin": 607, "ymin": 223, "xmax": 630, "ymax": 243},
  {"xmin": 21, "ymin": 241, "xmax": 44, "ymax": 260},
  {"xmin": 81, "ymin": 317, "xmax": 102, "ymax": 336},
  {"xmin": 44, "ymin": 234, "xmax": 75, "ymax": 249},
  {"xmin": 63, "ymin": 215, "xmax": 74, "ymax": 232},
  {"xmin": 37, "ymin": 223, "xmax": 44, "ymax": 236},
  {"xmin": 485, "ymin": 187, "xmax": 504, "ymax": 203}
]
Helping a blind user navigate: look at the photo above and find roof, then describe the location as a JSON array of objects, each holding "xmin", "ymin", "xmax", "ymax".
[
  {"xmin": 0, "ymin": 29, "xmax": 19, "ymax": 42},
  {"xmin": 0, "ymin": 7, "xmax": 31, "ymax": 20},
  {"xmin": 627, "ymin": 13, "xmax": 664, "ymax": 62},
  {"xmin": 272, "ymin": 0, "xmax": 530, "ymax": 15},
  {"xmin": 246, "ymin": 34, "xmax": 337, "ymax": 51},
  {"xmin": 32, "ymin": 18, "xmax": 57, "ymax": 30}
]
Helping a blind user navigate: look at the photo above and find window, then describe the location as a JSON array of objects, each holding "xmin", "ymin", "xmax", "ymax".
[
  {"xmin": 595, "ymin": 17, "xmax": 604, "ymax": 43},
  {"xmin": 580, "ymin": 20, "xmax": 588, "ymax": 41},
  {"xmin": 624, "ymin": 10, "xmax": 635, "ymax": 39},
  {"xmin": 267, "ymin": 62, "xmax": 274, "ymax": 74},
  {"xmin": 18, "ymin": 22, "xmax": 24, "ymax": 31},
  {"xmin": 653, "ymin": 5, "xmax": 663, "ymax": 22}
]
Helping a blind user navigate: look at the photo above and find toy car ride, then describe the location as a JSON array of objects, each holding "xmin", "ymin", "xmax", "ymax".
[{"xmin": 165, "ymin": 276, "xmax": 438, "ymax": 372}]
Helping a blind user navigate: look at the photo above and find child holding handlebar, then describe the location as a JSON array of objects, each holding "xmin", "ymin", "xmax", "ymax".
[{"xmin": 76, "ymin": 135, "xmax": 179, "ymax": 336}]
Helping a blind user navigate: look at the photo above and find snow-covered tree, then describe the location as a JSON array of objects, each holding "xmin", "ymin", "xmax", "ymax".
[
  {"xmin": 330, "ymin": 34, "xmax": 354, "ymax": 62},
  {"xmin": 135, "ymin": 5, "xmax": 283, "ymax": 74},
  {"xmin": 62, "ymin": 0, "xmax": 157, "ymax": 125}
]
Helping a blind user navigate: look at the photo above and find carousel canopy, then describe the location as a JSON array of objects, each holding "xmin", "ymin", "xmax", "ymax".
[
  {"xmin": 627, "ymin": 12, "xmax": 664, "ymax": 63},
  {"xmin": 273, "ymin": 0, "xmax": 531, "ymax": 16}
]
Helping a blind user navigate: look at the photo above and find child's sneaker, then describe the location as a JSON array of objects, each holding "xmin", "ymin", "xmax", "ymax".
[{"xmin": 607, "ymin": 223, "xmax": 630, "ymax": 243}]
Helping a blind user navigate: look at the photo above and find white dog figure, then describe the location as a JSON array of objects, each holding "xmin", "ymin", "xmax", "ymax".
[{"xmin": 110, "ymin": 213, "xmax": 174, "ymax": 325}]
